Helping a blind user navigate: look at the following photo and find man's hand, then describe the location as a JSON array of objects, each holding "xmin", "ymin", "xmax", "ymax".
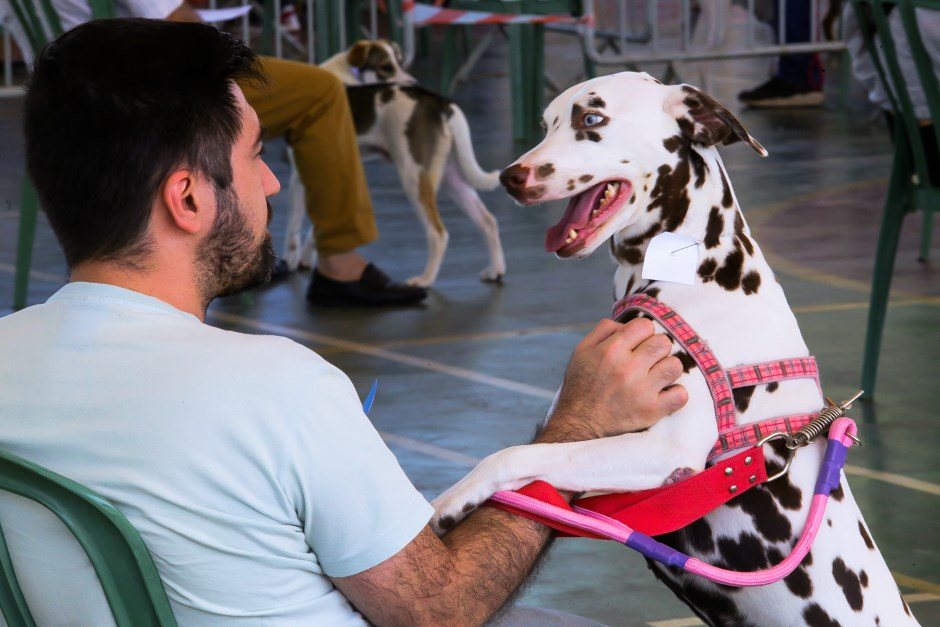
[
  {"xmin": 334, "ymin": 319, "xmax": 686, "ymax": 626},
  {"xmin": 541, "ymin": 318, "xmax": 687, "ymax": 443}
]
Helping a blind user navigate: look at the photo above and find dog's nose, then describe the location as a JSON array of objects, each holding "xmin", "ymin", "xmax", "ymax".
[{"xmin": 499, "ymin": 164, "xmax": 530, "ymax": 197}]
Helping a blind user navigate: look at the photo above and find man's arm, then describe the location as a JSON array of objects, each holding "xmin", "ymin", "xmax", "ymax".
[{"xmin": 333, "ymin": 318, "xmax": 686, "ymax": 626}]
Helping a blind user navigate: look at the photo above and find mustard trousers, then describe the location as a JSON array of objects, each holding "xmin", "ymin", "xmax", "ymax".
[{"xmin": 240, "ymin": 57, "xmax": 377, "ymax": 257}]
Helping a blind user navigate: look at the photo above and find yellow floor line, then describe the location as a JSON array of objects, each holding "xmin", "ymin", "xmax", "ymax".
[
  {"xmin": 212, "ymin": 310, "xmax": 940, "ymax": 498},
  {"xmin": 209, "ymin": 311, "xmax": 557, "ymax": 400},
  {"xmin": 0, "ymin": 262, "xmax": 66, "ymax": 283},
  {"xmin": 845, "ymin": 464, "xmax": 940, "ymax": 497},
  {"xmin": 646, "ymin": 583, "xmax": 938, "ymax": 626},
  {"xmin": 792, "ymin": 297, "xmax": 940, "ymax": 314},
  {"xmin": 380, "ymin": 432, "xmax": 481, "ymax": 467},
  {"xmin": 314, "ymin": 322, "xmax": 596, "ymax": 356},
  {"xmin": 648, "ymin": 619, "xmax": 704, "ymax": 627}
]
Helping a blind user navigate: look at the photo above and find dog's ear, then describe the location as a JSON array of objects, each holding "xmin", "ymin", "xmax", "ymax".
[
  {"xmin": 666, "ymin": 85, "xmax": 768, "ymax": 156},
  {"xmin": 346, "ymin": 40, "xmax": 373, "ymax": 68},
  {"xmin": 390, "ymin": 40, "xmax": 405, "ymax": 65}
]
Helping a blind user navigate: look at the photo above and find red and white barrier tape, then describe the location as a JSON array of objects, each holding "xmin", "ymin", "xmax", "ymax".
[{"xmin": 402, "ymin": 1, "xmax": 592, "ymax": 26}]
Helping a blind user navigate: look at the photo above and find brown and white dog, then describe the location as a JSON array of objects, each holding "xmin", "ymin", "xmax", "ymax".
[
  {"xmin": 431, "ymin": 72, "xmax": 920, "ymax": 626},
  {"xmin": 284, "ymin": 40, "xmax": 506, "ymax": 287}
]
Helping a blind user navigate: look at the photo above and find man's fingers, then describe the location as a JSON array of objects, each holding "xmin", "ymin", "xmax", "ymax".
[
  {"xmin": 580, "ymin": 318, "xmax": 655, "ymax": 352},
  {"xmin": 658, "ymin": 384, "xmax": 689, "ymax": 415},
  {"xmin": 650, "ymin": 354, "xmax": 684, "ymax": 385},
  {"xmin": 632, "ymin": 332, "xmax": 673, "ymax": 366}
]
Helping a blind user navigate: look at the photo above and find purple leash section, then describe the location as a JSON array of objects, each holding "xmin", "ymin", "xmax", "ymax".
[{"xmin": 489, "ymin": 417, "xmax": 860, "ymax": 587}]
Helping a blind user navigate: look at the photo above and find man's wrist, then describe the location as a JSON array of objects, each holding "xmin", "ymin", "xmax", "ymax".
[{"xmin": 533, "ymin": 411, "xmax": 602, "ymax": 444}]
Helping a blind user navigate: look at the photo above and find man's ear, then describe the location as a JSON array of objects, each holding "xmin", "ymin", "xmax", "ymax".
[{"xmin": 161, "ymin": 169, "xmax": 209, "ymax": 235}]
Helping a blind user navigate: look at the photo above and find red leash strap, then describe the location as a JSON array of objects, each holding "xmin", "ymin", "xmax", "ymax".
[{"xmin": 490, "ymin": 446, "xmax": 769, "ymax": 537}]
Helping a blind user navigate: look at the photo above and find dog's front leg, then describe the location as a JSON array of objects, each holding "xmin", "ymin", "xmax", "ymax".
[
  {"xmin": 284, "ymin": 149, "xmax": 312, "ymax": 271},
  {"xmin": 430, "ymin": 420, "xmax": 709, "ymax": 534}
]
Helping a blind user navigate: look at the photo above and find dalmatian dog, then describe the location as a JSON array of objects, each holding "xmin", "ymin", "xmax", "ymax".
[
  {"xmin": 431, "ymin": 72, "xmax": 920, "ymax": 626},
  {"xmin": 283, "ymin": 40, "xmax": 506, "ymax": 288}
]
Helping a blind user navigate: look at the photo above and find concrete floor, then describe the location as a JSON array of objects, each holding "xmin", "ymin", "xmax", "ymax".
[{"xmin": 1, "ymin": 28, "xmax": 938, "ymax": 626}]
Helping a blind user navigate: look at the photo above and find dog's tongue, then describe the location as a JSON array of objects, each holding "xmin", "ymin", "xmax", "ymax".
[{"xmin": 545, "ymin": 183, "xmax": 607, "ymax": 252}]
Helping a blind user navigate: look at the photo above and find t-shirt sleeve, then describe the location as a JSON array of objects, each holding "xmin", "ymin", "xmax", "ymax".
[{"xmin": 282, "ymin": 359, "xmax": 434, "ymax": 578}]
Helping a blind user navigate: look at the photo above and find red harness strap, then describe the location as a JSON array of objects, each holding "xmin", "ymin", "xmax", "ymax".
[
  {"xmin": 494, "ymin": 445, "xmax": 770, "ymax": 537},
  {"xmin": 491, "ymin": 293, "xmax": 822, "ymax": 537}
]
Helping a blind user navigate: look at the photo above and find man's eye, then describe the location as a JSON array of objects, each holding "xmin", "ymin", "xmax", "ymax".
[{"xmin": 584, "ymin": 113, "xmax": 605, "ymax": 127}]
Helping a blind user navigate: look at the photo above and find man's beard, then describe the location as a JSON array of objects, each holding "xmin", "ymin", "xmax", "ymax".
[{"xmin": 195, "ymin": 185, "xmax": 276, "ymax": 307}]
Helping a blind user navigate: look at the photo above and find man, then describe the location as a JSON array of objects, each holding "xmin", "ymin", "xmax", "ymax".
[
  {"xmin": 0, "ymin": 0, "xmax": 427, "ymax": 306},
  {"xmin": 0, "ymin": 19, "xmax": 686, "ymax": 625}
]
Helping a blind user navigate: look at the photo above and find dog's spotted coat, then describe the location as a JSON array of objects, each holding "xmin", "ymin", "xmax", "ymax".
[
  {"xmin": 285, "ymin": 40, "xmax": 506, "ymax": 288},
  {"xmin": 432, "ymin": 72, "xmax": 919, "ymax": 626}
]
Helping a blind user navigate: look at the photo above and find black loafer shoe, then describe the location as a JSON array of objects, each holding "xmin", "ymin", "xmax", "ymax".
[
  {"xmin": 268, "ymin": 259, "xmax": 291, "ymax": 284},
  {"xmin": 306, "ymin": 263, "xmax": 428, "ymax": 307}
]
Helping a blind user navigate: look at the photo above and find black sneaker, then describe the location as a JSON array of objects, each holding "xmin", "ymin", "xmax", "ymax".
[
  {"xmin": 306, "ymin": 263, "xmax": 428, "ymax": 307},
  {"xmin": 738, "ymin": 77, "xmax": 824, "ymax": 108}
]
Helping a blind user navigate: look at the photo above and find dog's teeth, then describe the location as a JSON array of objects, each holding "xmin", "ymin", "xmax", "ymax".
[{"xmin": 567, "ymin": 229, "xmax": 578, "ymax": 243}]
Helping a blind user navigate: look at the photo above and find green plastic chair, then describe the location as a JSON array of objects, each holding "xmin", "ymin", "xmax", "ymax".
[
  {"xmin": 848, "ymin": 0, "xmax": 940, "ymax": 397},
  {"xmin": 0, "ymin": 447, "xmax": 177, "ymax": 626},
  {"xmin": 7, "ymin": 0, "xmax": 115, "ymax": 311}
]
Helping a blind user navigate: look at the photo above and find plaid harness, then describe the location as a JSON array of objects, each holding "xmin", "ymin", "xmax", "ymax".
[{"xmin": 611, "ymin": 294, "xmax": 821, "ymax": 462}]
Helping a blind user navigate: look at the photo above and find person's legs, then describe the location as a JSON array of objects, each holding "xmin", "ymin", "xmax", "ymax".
[
  {"xmin": 240, "ymin": 57, "xmax": 426, "ymax": 305},
  {"xmin": 738, "ymin": 0, "xmax": 824, "ymax": 107}
]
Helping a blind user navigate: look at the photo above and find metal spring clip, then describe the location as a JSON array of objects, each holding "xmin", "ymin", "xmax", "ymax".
[{"xmin": 758, "ymin": 391, "xmax": 864, "ymax": 482}]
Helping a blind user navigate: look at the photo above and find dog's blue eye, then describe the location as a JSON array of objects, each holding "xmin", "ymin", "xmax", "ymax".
[{"xmin": 584, "ymin": 113, "xmax": 604, "ymax": 127}]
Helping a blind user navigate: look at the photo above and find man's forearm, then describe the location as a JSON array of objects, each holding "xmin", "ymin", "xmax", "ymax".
[
  {"xmin": 427, "ymin": 417, "xmax": 594, "ymax": 623},
  {"xmin": 436, "ymin": 507, "xmax": 554, "ymax": 624}
]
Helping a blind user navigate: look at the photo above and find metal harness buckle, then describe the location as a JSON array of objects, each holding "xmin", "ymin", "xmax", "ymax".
[{"xmin": 755, "ymin": 391, "xmax": 864, "ymax": 482}]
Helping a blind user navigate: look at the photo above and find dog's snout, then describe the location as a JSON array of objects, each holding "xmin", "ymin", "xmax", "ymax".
[{"xmin": 499, "ymin": 164, "xmax": 530, "ymax": 197}]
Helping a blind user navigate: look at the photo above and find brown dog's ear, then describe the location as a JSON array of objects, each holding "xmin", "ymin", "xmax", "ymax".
[
  {"xmin": 665, "ymin": 85, "xmax": 768, "ymax": 156},
  {"xmin": 346, "ymin": 40, "xmax": 373, "ymax": 68},
  {"xmin": 390, "ymin": 41, "xmax": 405, "ymax": 64}
]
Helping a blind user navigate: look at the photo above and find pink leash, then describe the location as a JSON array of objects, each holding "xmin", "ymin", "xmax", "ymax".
[{"xmin": 489, "ymin": 417, "xmax": 859, "ymax": 587}]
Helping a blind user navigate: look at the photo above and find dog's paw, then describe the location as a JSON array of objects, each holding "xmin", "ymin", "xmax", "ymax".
[
  {"xmin": 479, "ymin": 269, "xmax": 504, "ymax": 284},
  {"xmin": 406, "ymin": 275, "xmax": 434, "ymax": 288},
  {"xmin": 430, "ymin": 498, "xmax": 484, "ymax": 536},
  {"xmin": 662, "ymin": 467, "xmax": 696, "ymax": 485}
]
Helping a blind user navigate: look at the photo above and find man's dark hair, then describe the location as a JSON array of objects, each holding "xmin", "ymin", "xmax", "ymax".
[{"xmin": 24, "ymin": 18, "xmax": 265, "ymax": 268}]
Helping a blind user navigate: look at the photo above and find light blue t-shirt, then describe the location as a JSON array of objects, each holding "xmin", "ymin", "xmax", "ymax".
[{"xmin": 0, "ymin": 282, "xmax": 433, "ymax": 625}]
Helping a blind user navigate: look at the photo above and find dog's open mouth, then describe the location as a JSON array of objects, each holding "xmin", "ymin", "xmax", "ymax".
[{"xmin": 545, "ymin": 180, "xmax": 633, "ymax": 257}]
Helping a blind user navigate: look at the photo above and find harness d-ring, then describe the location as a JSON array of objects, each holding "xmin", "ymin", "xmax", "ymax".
[{"xmin": 756, "ymin": 432, "xmax": 796, "ymax": 482}]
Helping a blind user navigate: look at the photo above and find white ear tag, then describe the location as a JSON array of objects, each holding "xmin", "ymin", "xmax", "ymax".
[{"xmin": 641, "ymin": 232, "xmax": 699, "ymax": 285}]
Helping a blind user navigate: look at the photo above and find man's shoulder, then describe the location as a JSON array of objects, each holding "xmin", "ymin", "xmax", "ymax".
[{"xmin": 200, "ymin": 324, "xmax": 328, "ymax": 369}]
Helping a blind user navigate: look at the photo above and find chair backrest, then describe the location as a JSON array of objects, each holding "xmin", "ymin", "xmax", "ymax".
[
  {"xmin": 5, "ymin": 0, "xmax": 116, "ymax": 56},
  {"xmin": 0, "ymin": 447, "xmax": 177, "ymax": 627},
  {"xmin": 849, "ymin": 0, "xmax": 940, "ymax": 193}
]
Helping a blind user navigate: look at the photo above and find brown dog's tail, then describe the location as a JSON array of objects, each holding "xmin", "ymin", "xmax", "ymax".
[{"xmin": 447, "ymin": 105, "xmax": 500, "ymax": 191}]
